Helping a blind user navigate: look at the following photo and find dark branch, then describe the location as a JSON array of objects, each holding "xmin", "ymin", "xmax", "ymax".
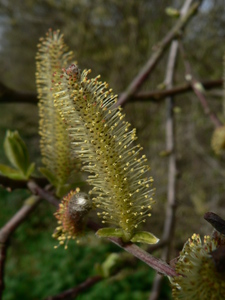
[
  {"xmin": 110, "ymin": 239, "xmax": 178, "ymax": 277},
  {"xmin": 0, "ymin": 81, "xmax": 37, "ymax": 104},
  {"xmin": 29, "ymin": 183, "xmax": 178, "ymax": 277},
  {"xmin": 117, "ymin": 2, "xmax": 200, "ymax": 107},
  {"xmin": 27, "ymin": 181, "xmax": 59, "ymax": 207},
  {"xmin": 0, "ymin": 175, "xmax": 48, "ymax": 191},
  {"xmin": 132, "ymin": 79, "xmax": 222, "ymax": 103},
  {"xmin": 204, "ymin": 212, "xmax": 225, "ymax": 235},
  {"xmin": 0, "ymin": 195, "xmax": 41, "ymax": 297},
  {"xmin": 0, "ymin": 195, "xmax": 41, "ymax": 244},
  {"xmin": 46, "ymin": 275, "xmax": 103, "ymax": 300},
  {"xmin": 0, "ymin": 79, "xmax": 222, "ymax": 106}
]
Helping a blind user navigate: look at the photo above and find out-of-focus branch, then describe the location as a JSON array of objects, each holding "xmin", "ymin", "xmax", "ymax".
[
  {"xmin": 27, "ymin": 181, "xmax": 59, "ymax": 207},
  {"xmin": 204, "ymin": 212, "xmax": 225, "ymax": 234},
  {"xmin": 0, "ymin": 79, "xmax": 222, "ymax": 106},
  {"xmin": 132, "ymin": 79, "xmax": 222, "ymax": 102},
  {"xmin": 117, "ymin": 1, "xmax": 200, "ymax": 107},
  {"xmin": 179, "ymin": 42, "xmax": 222, "ymax": 128},
  {"xmin": 0, "ymin": 82, "xmax": 37, "ymax": 104},
  {"xmin": 149, "ymin": 44, "xmax": 178, "ymax": 300},
  {"xmin": 0, "ymin": 175, "xmax": 48, "ymax": 191},
  {"xmin": 45, "ymin": 275, "xmax": 103, "ymax": 300},
  {"xmin": 162, "ymin": 43, "xmax": 178, "ymax": 259},
  {"xmin": 0, "ymin": 195, "xmax": 41, "ymax": 244},
  {"xmin": 0, "ymin": 195, "xmax": 41, "ymax": 298},
  {"xmin": 149, "ymin": 0, "xmax": 194, "ymax": 298}
]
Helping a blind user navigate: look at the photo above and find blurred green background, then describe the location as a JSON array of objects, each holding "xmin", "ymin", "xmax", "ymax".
[{"xmin": 0, "ymin": 0, "xmax": 225, "ymax": 299}]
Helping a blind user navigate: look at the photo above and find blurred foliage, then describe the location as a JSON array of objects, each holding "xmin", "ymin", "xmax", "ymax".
[{"xmin": 0, "ymin": 0, "xmax": 225, "ymax": 299}]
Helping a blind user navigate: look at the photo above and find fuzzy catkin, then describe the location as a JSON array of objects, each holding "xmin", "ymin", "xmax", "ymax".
[
  {"xmin": 170, "ymin": 232, "xmax": 225, "ymax": 300},
  {"xmin": 53, "ymin": 64, "xmax": 155, "ymax": 241},
  {"xmin": 36, "ymin": 30, "xmax": 76, "ymax": 187}
]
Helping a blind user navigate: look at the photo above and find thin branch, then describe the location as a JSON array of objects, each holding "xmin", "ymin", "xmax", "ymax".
[
  {"xmin": 0, "ymin": 82, "xmax": 37, "ymax": 104},
  {"xmin": 0, "ymin": 195, "xmax": 41, "ymax": 244},
  {"xmin": 110, "ymin": 239, "xmax": 178, "ymax": 277},
  {"xmin": 132, "ymin": 79, "xmax": 222, "ymax": 103},
  {"xmin": 179, "ymin": 42, "xmax": 222, "ymax": 128},
  {"xmin": 149, "ymin": 1, "xmax": 194, "ymax": 297},
  {"xmin": 0, "ymin": 79, "xmax": 222, "ymax": 106},
  {"xmin": 149, "ymin": 41, "xmax": 178, "ymax": 300},
  {"xmin": 0, "ymin": 195, "xmax": 41, "ymax": 298},
  {"xmin": 45, "ymin": 275, "xmax": 103, "ymax": 300},
  {"xmin": 30, "ymin": 184, "xmax": 178, "ymax": 277},
  {"xmin": 0, "ymin": 175, "xmax": 48, "ymax": 191},
  {"xmin": 117, "ymin": 1, "xmax": 200, "ymax": 107},
  {"xmin": 27, "ymin": 181, "xmax": 59, "ymax": 207}
]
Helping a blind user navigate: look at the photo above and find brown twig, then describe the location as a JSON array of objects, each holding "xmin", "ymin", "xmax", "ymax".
[
  {"xmin": 108, "ymin": 238, "xmax": 178, "ymax": 277},
  {"xmin": 132, "ymin": 79, "xmax": 222, "ymax": 103},
  {"xmin": 27, "ymin": 181, "xmax": 59, "ymax": 207},
  {"xmin": 0, "ymin": 195, "xmax": 41, "ymax": 298},
  {"xmin": 0, "ymin": 175, "xmax": 48, "ymax": 191},
  {"xmin": 45, "ymin": 275, "xmax": 103, "ymax": 300},
  {"xmin": 117, "ymin": 1, "xmax": 200, "ymax": 107},
  {"xmin": 204, "ymin": 212, "xmax": 225, "ymax": 234},
  {"xmin": 30, "ymin": 184, "xmax": 178, "ymax": 277},
  {"xmin": 0, "ymin": 79, "xmax": 222, "ymax": 106},
  {"xmin": 149, "ymin": 1, "xmax": 194, "ymax": 298},
  {"xmin": 179, "ymin": 42, "xmax": 222, "ymax": 128},
  {"xmin": 161, "ymin": 42, "xmax": 178, "ymax": 256},
  {"xmin": 149, "ymin": 43, "xmax": 178, "ymax": 300},
  {"xmin": 0, "ymin": 82, "xmax": 37, "ymax": 104}
]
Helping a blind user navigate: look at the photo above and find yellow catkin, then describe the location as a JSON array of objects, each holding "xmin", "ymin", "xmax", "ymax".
[
  {"xmin": 36, "ymin": 29, "xmax": 77, "ymax": 192},
  {"xmin": 52, "ymin": 63, "xmax": 156, "ymax": 241},
  {"xmin": 170, "ymin": 232, "xmax": 225, "ymax": 300}
]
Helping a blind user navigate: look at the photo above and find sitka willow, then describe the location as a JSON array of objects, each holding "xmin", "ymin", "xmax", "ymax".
[
  {"xmin": 36, "ymin": 29, "xmax": 78, "ymax": 197},
  {"xmin": 51, "ymin": 60, "xmax": 158, "ymax": 244},
  {"xmin": 36, "ymin": 29, "xmax": 158, "ymax": 244}
]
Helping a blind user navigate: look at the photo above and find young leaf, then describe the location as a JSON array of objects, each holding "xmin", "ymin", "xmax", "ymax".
[
  {"xmin": 0, "ymin": 164, "xmax": 27, "ymax": 180},
  {"xmin": 96, "ymin": 228, "xmax": 124, "ymax": 239},
  {"xmin": 3, "ymin": 130, "xmax": 30, "ymax": 175},
  {"xmin": 130, "ymin": 231, "xmax": 159, "ymax": 244}
]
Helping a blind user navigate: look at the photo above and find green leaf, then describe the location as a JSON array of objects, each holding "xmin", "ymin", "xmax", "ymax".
[
  {"xmin": 0, "ymin": 164, "xmax": 27, "ymax": 180},
  {"xmin": 3, "ymin": 130, "xmax": 30, "ymax": 175},
  {"xmin": 130, "ymin": 231, "xmax": 159, "ymax": 244},
  {"xmin": 96, "ymin": 228, "xmax": 124, "ymax": 238},
  {"xmin": 39, "ymin": 167, "xmax": 59, "ymax": 187},
  {"xmin": 25, "ymin": 162, "xmax": 36, "ymax": 178}
]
